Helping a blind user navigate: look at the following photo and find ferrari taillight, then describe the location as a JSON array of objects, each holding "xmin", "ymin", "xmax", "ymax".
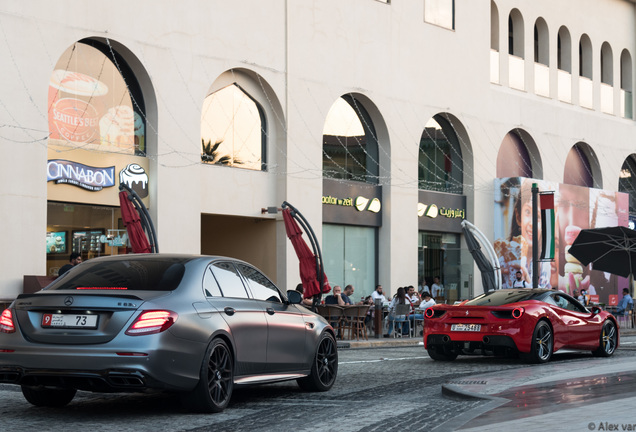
[
  {"xmin": 0, "ymin": 309, "xmax": 15, "ymax": 333},
  {"xmin": 512, "ymin": 307, "xmax": 524, "ymax": 319},
  {"xmin": 425, "ymin": 308, "xmax": 435, "ymax": 318},
  {"xmin": 125, "ymin": 310, "xmax": 177, "ymax": 336}
]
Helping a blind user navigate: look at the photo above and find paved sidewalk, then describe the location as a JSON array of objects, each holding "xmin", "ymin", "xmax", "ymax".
[{"xmin": 441, "ymin": 352, "xmax": 636, "ymax": 431}]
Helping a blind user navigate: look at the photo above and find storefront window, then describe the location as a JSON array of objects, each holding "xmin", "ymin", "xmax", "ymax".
[
  {"xmin": 48, "ymin": 40, "xmax": 146, "ymax": 156},
  {"xmin": 323, "ymin": 96, "xmax": 379, "ymax": 184},
  {"xmin": 322, "ymin": 224, "xmax": 377, "ymax": 299},
  {"xmin": 46, "ymin": 202, "xmax": 128, "ymax": 276},
  {"xmin": 418, "ymin": 231, "xmax": 462, "ymax": 303},
  {"xmin": 201, "ymin": 83, "xmax": 266, "ymax": 171},
  {"xmin": 619, "ymin": 155, "xmax": 636, "ymax": 219},
  {"xmin": 419, "ymin": 115, "xmax": 463, "ymax": 194}
]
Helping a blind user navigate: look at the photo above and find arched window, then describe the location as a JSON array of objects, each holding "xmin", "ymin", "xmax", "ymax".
[
  {"xmin": 490, "ymin": 1, "xmax": 499, "ymax": 52},
  {"xmin": 418, "ymin": 114, "xmax": 463, "ymax": 194},
  {"xmin": 47, "ymin": 39, "xmax": 146, "ymax": 156},
  {"xmin": 323, "ymin": 95, "xmax": 379, "ymax": 184},
  {"xmin": 621, "ymin": 49, "xmax": 633, "ymax": 118},
  {"xmin": 201, "ymin": 83, "xmax": 267, "ymax": 171},
  {"xmin": 579, "ymin": 34, "xmax": 593, "ymax": 79},
  {"xmin": 564, "ymin": 143, "xmax": 594, "ymax": 187},
  {"xmin": 508, "ymin": 9, "xmax": 524, "ymax": 58},
  {"xmin": 601, "ymin": 42, "xmax": 613, "ymax": 85},
  {"xmin": 534, "ymin": 18, "xmax": 549, "ymax": 66},
  {"xmin": 619, "ymin": 155, "xmax": 636, "ymax": 219},
  {"xmin": 557, "ymin": 27, "xmax": 571, "ymax": 72},
  {"xmin": 496, "ymin": 130, "xmax": 532, "ymax": 178}
]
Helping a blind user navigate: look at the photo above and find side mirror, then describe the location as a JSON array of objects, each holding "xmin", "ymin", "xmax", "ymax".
[
  {"xmin": 286, "ymin": 290, "xmax": 302, "ymax": 304},
  {"xmin": 591, "ymin": 306, "xmax": 601, "ymax": 315}
]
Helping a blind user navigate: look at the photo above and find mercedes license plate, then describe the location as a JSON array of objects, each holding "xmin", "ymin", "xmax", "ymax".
[
  {"xmin": 451, "ymin": 323, "xmax": 481, "ymax": 332},
  {"xmin": 42, "ymin": 313, "xmax": 98, "ymax": 329}
]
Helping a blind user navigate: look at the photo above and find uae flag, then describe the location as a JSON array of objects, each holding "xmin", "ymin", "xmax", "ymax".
[{"xmin": 539, "ymin": 193, "xmax": 555, "ymax": 260}]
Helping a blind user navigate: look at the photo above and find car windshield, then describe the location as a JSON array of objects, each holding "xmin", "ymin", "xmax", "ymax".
[
  {"xmin": 46, "ymin": 258, "xmax": 189, "ymax": 291},
  {"xmin": 464, "ymin": 289, "xmax": 547, "ymax": 306}
]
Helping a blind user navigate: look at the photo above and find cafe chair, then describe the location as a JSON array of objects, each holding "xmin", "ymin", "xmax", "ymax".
[
  {"xmin": 342, "ymin": 305, "xmax": 371, "ymax": 340},
  {"xmin": 317, "ymin": 304, "xmax": 345, "ymax": 338},
  {"xmin": 392, "ymin": 304, "xmax": 412, "ymax": 338}
]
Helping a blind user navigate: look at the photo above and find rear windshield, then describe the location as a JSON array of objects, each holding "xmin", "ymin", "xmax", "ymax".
[
  {"xmin": 46, "ymin": 258, "xmax": 188, "ymax": 292},
  {"xmin": 464, "ymin": 289, "xmax": 547, "ymax": 306}
]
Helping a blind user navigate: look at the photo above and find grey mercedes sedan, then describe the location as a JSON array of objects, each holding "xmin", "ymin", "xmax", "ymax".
[{"xmin": 0, "ymin": 254, "xmax": 338, "ymax": 412}]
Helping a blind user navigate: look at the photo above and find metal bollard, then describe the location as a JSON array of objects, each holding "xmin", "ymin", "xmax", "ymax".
[{"xmin": 374, "ymin": 298, "xmax": 382, "ymax": 338}]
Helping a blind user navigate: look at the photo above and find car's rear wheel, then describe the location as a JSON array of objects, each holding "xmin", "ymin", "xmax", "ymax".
[
  {"xmin": 522, "ymin": 320, "xmax": 553, "ymax": 363},
  {"xmin": 297, "ymin": 332, "xmax": 338, "ymax": 391},
  {"xmin": 592, "ymin": 320, "xmax": 617, "ymax": 357},
  {"xmin": 21, "ymin": 386, "xmax": 76, "ymax": 407},
  {"xmin": 427, "ymin": 346, "xmax": 458, "ymax": 361},
  {"xmin": 182, "ymin": 338, "xmax": 233, "ymax": 413}
]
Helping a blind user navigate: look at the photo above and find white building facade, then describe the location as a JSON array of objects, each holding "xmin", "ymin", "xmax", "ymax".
[{"xmin": 1, "ymin": 0, "xmax": 636, "ymax": 305}]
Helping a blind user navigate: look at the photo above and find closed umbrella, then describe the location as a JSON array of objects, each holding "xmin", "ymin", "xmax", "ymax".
[
  {"xmin": 282, "ymin": 206, "xmax": 331, "ymax": 302},
  {"xmin": 462, "ymin": 220, "xmax": 498, "ymax": 292},
  {"xmin": 119, "ymin": 191, "xmax": 152, "ymax": 253},
  {"xmin": 568, "ymin": 226, "xmax": 636, "ymax": 278}
]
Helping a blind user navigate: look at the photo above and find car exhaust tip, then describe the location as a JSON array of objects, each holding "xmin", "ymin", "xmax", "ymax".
[
  {"xmin": 442, "ymin": 335, "xmax": 450, "ymax": 343},
  {"xmin": 483, "ymin": 336, "xmax": 490, "ymax": 344}
]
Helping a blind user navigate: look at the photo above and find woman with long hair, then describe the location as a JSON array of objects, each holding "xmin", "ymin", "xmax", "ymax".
[{"xmin": 384, "ymin": 287, "xmax": 407, "ymax": 337}]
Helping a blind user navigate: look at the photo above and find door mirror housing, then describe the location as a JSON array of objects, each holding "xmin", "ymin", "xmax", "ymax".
[{"xmin": 286, "ymin": 290, "xmax": 302, "ymax": 305}]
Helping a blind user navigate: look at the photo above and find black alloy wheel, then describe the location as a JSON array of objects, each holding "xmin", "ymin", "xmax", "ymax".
[
  {"xmin": 593, "ymin": 320, "xmax": 618, "ymax": 357},
  {"xmin": 523, "ymin": 320, "xmax": 553, "ymax": 363},
  {"xmin": 297, "ymin": 332, "xmax": 338, "ymax": 391},
  {"xmin": 182, "ymin": 338, "xmax": 234, "ymax": 413}
]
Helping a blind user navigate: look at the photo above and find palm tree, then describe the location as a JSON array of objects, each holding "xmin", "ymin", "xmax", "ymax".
[{"xmin": 201, "ymin": 138, "xmax": 242, "ymax": 165}]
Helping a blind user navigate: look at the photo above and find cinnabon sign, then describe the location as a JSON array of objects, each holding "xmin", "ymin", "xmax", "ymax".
[{"xmin": 47, "ymin": 159, "xmax": 115, "ymax": 191}]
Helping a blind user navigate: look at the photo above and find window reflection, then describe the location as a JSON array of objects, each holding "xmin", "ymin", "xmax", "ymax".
[
  {"xmin": 201, "ymin": 84, "xmax": 266, "ymax": 171},
  {"xmin": 322, "ymin": 96, "xmax": 379, "ymax": 184},
  {"xmin": 47, "ymin": 41, "xmax": 146, "ymax": 156},
  {"xmin": 418, "ymin": 116, "xmax": 463, "ymax": 194}
]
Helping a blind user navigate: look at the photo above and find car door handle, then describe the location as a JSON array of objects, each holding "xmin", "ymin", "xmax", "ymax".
[
  {"xmin": 224, "ymin": 307, "xmax": 235, "ymax": 316},
  {"xmin": 266, "ymin": 307, "xmax": 275, "ymax": 315}
]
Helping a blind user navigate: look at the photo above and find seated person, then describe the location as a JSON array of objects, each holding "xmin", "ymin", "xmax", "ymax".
[
  {"xmin": 616, "ymin": 288, "xmax": 634, "ymax": 316},
  {"xmin": 371, "ymin": 285, "xmax": 388, "ymax": 303},
  {"xmin": 419, "ymin": 292, "xmax": 436, "ymax": 311},
  {"xmin": 295, "ymin": 284, "xmax": 314, "ymax": 307},
  {"xmin": 325, "ymin": 285, "xmax": 348, "ymax": 306}
]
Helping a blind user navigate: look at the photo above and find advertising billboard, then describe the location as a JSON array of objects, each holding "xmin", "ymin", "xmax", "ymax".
[{"xmin": 494, "ymin": 177, "xmax": 629, "ymax": 304}]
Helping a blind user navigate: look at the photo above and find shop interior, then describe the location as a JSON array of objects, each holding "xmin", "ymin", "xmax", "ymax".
[{"xmin": 46, "ymin": 201, "xmax": 127, "ymax": 276}]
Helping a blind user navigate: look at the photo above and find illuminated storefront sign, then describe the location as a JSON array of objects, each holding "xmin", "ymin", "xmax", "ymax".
[
  {"xmin": 323, "ymin": 179, "xmax": 382, "ymax": 227},
  {"xmin": 418, "ymin": 190, "xmax": 466, "ymax": 233},
  {"xmin": 322, "ymin": 195, "xmax": 381, "ymax": 213},
  {"xmin": 47, "ymin": 159, "xmax": 115, "ymax": 191},
  {"xmin": 418, "ymin": 203, "xmax": 465, "ymax": 219}
]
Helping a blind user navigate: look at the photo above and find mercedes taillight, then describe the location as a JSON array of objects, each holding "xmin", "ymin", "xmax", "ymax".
[{"xmin": 125, "ymin": 310, "xmax": 177, "ymax": 336}]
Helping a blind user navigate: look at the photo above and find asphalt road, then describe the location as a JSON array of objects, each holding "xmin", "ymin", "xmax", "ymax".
[{"xmin": 1, "ymin": 337, "xmax": 635, "ymax": 432}]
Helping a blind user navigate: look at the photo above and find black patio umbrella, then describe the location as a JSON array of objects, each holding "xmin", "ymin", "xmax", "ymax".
[
  {"xmin": 568, "ymin": 226, "xmax": 636, "ymax": 278},
  {"xmin": 462, "ymin": 220, "xmax": 497, "ymax": 292}
]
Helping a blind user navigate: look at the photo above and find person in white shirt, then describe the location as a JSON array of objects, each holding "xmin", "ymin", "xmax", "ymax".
[
  {"xmin": 419, "ymin": 292, "xmax": 436, "ymax": 311},
  {"xmin": 512, "ymin": 270, "xmax": 529, "ymax": 288},
  {"xmin": 431, "ymin": 276, "xmax": 443, "ymax": 298},
  {"xmin": 371, "ymin": 285, "xmax": 388, "ymax": 303},
  {"xmin": 406, "ymin": 285, "xmax": 420, "ymax": 307}
]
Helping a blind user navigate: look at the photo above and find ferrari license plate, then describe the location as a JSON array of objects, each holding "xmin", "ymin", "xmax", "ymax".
[
  {"xmin": 451, "ymin": 323, "xmax": 481, "ymax": 332},
  {"xmin": 42, "ymin": 314, "xmax": 98, "ymax": 329}
]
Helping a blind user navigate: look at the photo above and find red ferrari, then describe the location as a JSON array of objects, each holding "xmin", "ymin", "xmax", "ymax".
[{"xmin": 423, "ymin": 288, "xmax": 619, "ymax": 363}]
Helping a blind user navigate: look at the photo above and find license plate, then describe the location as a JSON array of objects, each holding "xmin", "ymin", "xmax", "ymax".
[
  {"xmin": 42, "ymin": 314, "xmax": 98, "ymax": 329},
  {"xmin": 451, "ymin": 323, "xmax": 481, "ymax": 332}
]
